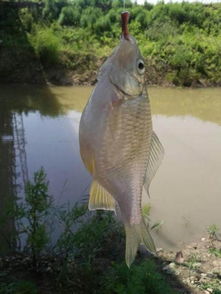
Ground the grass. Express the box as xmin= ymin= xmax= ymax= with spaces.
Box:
xmin=200 ymin=281 xmax=221 ymax=294
xmin=208 ymin=224 xmax=220 ymax=240
xmin=101 ymin=260 xmax=177 ymax=294
xmin=209 ymin=248 xmax=221 ymax=258
xmin=185 ymin=254 xmax=201 ymax=271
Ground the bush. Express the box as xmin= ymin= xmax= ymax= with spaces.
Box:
xmin=19 ymin=8 xmax=34 ymax=32
xmin=101 ymin=260 xmax=176 ymax=294
xmin=11 ymin=168 xmax=53 ymax=269
xmin=30 ymin=27 xmax=61 ymax=65
xmin=58 ymin=6 xmax=81 ymax=26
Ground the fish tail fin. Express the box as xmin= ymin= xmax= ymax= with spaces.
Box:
xmin=125 ymin=218 xmax=156 ymax=268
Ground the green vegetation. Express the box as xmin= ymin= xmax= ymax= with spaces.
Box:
xmin=20 ymin=168 xmax=52 ymax=267
xmin=102 ymin=261 xmax=176 ymax=294
xmin=207 ymin=224 xmax=221 ymax=258
xmin=185 ymin=253 xmax=201 ymax=271
xmin=0 ymin=169 xmax=177 ymax=294
xmin=209 ymin=247 xmax=221 ymax=258
xmin=200 ymin=280 xmax=221 ymax=294
xmin=0 ymin=0 xmax=221 ymax=86
xmin=208 ymin=224 xmax=220 ymax=240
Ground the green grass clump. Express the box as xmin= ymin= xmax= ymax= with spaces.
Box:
xmin=209 ymin=248 xmax=221 ymax=258
xmin=200 ymin=281 xmax=221 ymax=294
xmin=101 ymin=261 xmax=176 ymax=294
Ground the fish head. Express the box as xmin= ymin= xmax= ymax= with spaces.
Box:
xmin=101 ymin=36 xmax=146 ymax=97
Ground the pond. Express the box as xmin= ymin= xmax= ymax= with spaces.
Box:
xmin=0 ymin=84 xmax=221 ymax=251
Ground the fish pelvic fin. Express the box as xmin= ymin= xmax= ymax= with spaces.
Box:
xmin=125 ymin=218 xmax=156 ymax=268
xmin=89 ymin=181 xmax=116 ymax=212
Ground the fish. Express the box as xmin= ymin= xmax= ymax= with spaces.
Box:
xmin=79 ymin=11 xmax=164 ymax=267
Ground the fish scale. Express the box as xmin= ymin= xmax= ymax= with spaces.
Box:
xmin=96 ymin=95 xmax=152 ymax=224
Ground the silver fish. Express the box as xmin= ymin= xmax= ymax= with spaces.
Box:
xmin=79 ymin=12 xmax=164 ymax=267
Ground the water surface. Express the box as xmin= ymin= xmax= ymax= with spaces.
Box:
xmin=0 ymin=85 xmax=221 ymax=250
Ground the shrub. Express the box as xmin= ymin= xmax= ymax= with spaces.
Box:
xmin=30 ymin=27 xmax=61 ymax=65
xmin=58 ymin=6 xmax=81 ymax=26
xmin=14 ymin=168 xmax=53 ymax=268
xmin=101 ymin=260 xmax=176 ymax=294
xmin=19 ymin=8 xmax=34 ymax=32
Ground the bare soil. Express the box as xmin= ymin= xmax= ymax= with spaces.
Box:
xmin=158 ymin=235 xmax=221 ymax=294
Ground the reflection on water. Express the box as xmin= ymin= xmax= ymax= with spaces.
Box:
xmin=151 ymin=116 xmax=221 ymax=248
xmin=0 ymin=110 xmax=16 ymax=254
xmin=150 ymin=87 xmax=221 ymax=125
xmin=0 ymin=85 xmax=221 ymax=250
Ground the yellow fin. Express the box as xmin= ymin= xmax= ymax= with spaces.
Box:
xmin=89 ymin=181 xmax=116 ymax=212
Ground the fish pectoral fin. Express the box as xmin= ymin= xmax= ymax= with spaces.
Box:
xmin=125 ymin=218 xmax=156 ymax=268
xmin=144 ymin=131 xmax=164 ymax=195
xmin=89 ymin=181 xmax=116 ymax=212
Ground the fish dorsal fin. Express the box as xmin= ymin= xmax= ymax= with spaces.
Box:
xmin=144 ymin=131 xmax=164 ymax=195
xmin=89 ymin=181 xmax=116 ymax=212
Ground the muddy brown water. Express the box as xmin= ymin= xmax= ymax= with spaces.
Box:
xmin=0 ymin=85 xmax=221 ymax=250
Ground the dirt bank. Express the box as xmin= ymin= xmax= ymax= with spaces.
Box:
xmin=1 ymin=47 xmax=220 ymax=88
xmin=0 ymin=233 xmax=220 ymax=294
xmin=158 ymin=235 xmax=221 ymax=294
xmin=34 ymin=57 xmax=220 ymax=88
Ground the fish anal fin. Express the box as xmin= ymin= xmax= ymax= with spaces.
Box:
xmin=89 ymin=181 xmax=116 ymax=212
xmin=144 ymin=131 xmax=164 ymax=196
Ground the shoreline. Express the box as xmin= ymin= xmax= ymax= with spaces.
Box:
xmin=0 ymin=234 xmax=220 ymax=294
xmin=2 ymin=71 xmax=220 ymax=89
xmin=1 ymin=52 xmax=220 ymax=88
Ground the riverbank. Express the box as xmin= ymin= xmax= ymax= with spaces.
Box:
xmin=1 ymin=234 xmax=220 ymax=294
xmin=34 ymin=56 xmax=221 ymax=88
xmin=2 ymin=52 xmax=220 ymax=88
xmin=159 ymin=235 xmax=221 ymax=294
xmin=1 ymin=2 xmax=221 ymax=87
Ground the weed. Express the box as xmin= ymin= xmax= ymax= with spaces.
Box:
xmin=55 ymin=202 xmax=88 ymax=259
xmin=208 ymin=224 xmax=220 ymax=240
xmin=208 ymin=247 xmax=221 ymax=258
xmin=200 ymin=280 xmax=221 ymax=294
xmin=186 ymin=254 xmax=201 ymax=271
xmin=10 ymin=168 xmax=53 ymax=269
xmin=101 ymin=260 xmax=176 ymax=294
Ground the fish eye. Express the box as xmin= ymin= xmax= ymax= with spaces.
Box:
xmin=137 ymin=59 xmax=145 ymax=74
